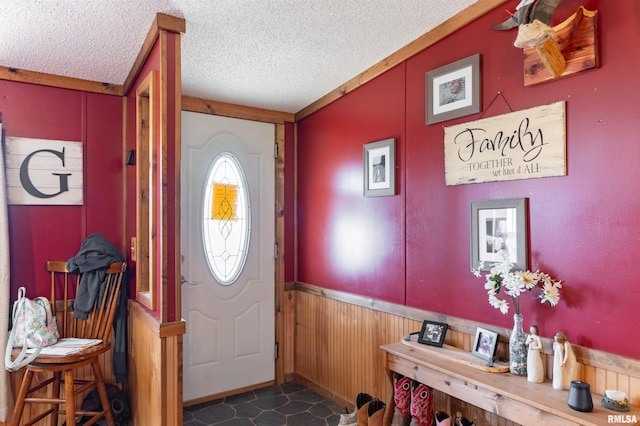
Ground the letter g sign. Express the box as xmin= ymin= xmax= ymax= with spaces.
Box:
xmin=19 ymin=148 xmax=71 ymax=198
xmin=5 ymin=137 xmax=84 ymax=205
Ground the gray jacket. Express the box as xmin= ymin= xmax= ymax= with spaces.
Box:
xmin=67 ymin=233 xmax=128 ymax=383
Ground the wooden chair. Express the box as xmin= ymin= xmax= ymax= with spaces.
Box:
xmin=9 ymin=260 xmax=126 ymax=426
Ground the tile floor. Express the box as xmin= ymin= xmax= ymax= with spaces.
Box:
xmin=183 ymin=382 xmax=346 ymax=425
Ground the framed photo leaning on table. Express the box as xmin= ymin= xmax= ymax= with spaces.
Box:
xmin=472 ymin=327 xmax=498 ymax=362
xmin=417 ymin=320 xmax=448 ymax=347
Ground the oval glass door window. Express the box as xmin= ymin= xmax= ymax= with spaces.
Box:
xmin=202 ymin=152 xmax=251 ymax=285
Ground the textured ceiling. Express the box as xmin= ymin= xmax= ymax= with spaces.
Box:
xmin=0 ymin=0 xmax=477 ymax=114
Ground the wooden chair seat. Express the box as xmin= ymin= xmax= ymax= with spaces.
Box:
xmin=9 ymin=260 xmax=126 ymax=426
xmin=10 ymin=341 xmax=111 ymax=365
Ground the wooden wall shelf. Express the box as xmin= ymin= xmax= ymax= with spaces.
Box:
xmin=382 ymin=342 xmax=639 ymax=426
xmin=523 ymin=6 xmax=599 ymax=86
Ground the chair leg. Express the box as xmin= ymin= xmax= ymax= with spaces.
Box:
xmin=49 ymin=371 xmax=61 ymax=426
xmin=92 ymin=359 xmax=115 ymax=426
xmin=10 ymin=369 xmax=34 ymax=426
xmin=64 ymin=369 xmax=76 ymax=426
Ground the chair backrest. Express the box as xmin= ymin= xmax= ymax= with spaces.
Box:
xmin=46 ymin=260 xmax=126 ymax=341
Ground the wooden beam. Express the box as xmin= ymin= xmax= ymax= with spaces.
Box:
xmin=182 ymin=96 xmax=294 ymax=124
xmin=0 ymin=66 xmax=122 ymax=95
xmin=295 ymin=0 xmax=510 ymax=121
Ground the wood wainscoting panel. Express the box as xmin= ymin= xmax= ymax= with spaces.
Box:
xmin=129 ymin=301 xmax=163 ymax=426
xmin=294 ymin=286 xmax=640 ymax=426
xmin=128 ymin=300 xmax=185 ymax=426
xmin=295 ymin=291 xmax=421 ymax=408
xmin=293 ymin=291 xmax=520 ymax=425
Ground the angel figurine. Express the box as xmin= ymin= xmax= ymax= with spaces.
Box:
xmin=552 ymin=331 xmax=577 ymax=390
xmin=526 ymin=325 xmax=544 ymax=383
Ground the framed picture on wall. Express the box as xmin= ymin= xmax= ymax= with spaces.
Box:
xmin=426 ymin=53 xmax=481 ymax=125
xmin=363 ymin=138 xmax=396 ymax=197
xmin=417 ymin=320 xmax=448 ymax=347
xmin=471 ymin=327 xmax=499 ymax=362
xmin=470 ymin=198 xmax=529 ymax=271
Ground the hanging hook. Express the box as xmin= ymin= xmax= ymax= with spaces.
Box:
xmin=479 ymin=91 xmax=515 ymax=119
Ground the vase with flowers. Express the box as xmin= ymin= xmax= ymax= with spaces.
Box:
xmin=472 ymin=250 xmax=563 ymax=376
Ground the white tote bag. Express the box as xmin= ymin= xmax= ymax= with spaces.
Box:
xmin=5 ymin=287 xmax=59 ymax=371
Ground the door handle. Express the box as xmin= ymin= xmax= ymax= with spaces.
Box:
xmin=181 ymin=275 xmax=197 ymax=285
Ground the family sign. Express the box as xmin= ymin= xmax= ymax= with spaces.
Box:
xmin=444 ymin=101 xmax=566 ymax=186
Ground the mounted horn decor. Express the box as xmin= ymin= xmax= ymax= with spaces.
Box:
xmin=493 ymin=2 xmax=598 ymax=85
xmin=523 ymin=6 xmax=598 ymax=86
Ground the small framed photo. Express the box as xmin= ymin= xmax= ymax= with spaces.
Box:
xmin=471 ymin=198 xmax=528 ymax=271
xmin=472 ymin=327 xmax=498 ymax=362
xmin=363 ymin=138 xmax=396 ymax=197
xmin=426 ymin=53 xmax=481 ymax=125
xmin=418 ymin=320 xmax=448 ymax=347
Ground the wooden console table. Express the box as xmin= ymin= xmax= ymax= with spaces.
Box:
xmin=381 ymin=341 xmax=640 ymax=426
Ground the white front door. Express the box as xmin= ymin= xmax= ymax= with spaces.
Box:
xmin=181 ymin=111 xmax=275 ymax=402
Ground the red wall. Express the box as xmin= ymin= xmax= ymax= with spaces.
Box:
xmin=124 ymin=32 xmax=181 ymax=322
xmin=298 ymin=64 xmax=407 ymax=303
xmin=125 ymin=39 xmax=161 ymax=318
xmin=296 ymin=0 xmax=640 ymax=359
xmin=284 ymin=121 xmax=296 ymax=283
xmin=1 ymin=81 xmax=124 ymax=298
xmin=1 ymin=33 xmax=180 ymax=322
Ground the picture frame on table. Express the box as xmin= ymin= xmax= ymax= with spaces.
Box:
xmin=471 ymin=327 xmax=499 ymax=362
xmin=426 ymin=53 xmax=481 ymax=125
xmin=470 ymin=198 xmax=528 ymax=271
xmin=363 ymin=138 xmax=396 ymax=197
xmin=417 ymin=320 xmax=448 ymax=347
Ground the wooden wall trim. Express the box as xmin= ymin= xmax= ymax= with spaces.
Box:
xmin=173 ymin=32 xmax=183 ymax=322
xmin=160 ymin=29 xmax=169 ymax=323
xmin=294 ymin=281 xmax=500 ymax=338
xmin=1 ymin=2 xmax=508 ymax=121
xmin=128 ymin=300 xmax=186 ymax=338
xmin=156 ymin=12 xmax=188 ymax=34
xmin=123 ymin=13 xmax=186 ymax=96
xmin=294 ymin=0 xmax=510 ymax=121
xmin=275 ymin=123 xmax=286 ymax=384
xmin=294 ymin=290 xmax=640 ymax=422
xmin=182 ymin=96 xmax=294 ymax=124
xmin=0 ymin=66 xmax=122 ymax=95
xmin=159 ymin=320 xmax=187 ymax=338
xmin=0 ymin=13 xmax=186 ymax=100
xmin=293 ymin=281 xmax=640 ymax=378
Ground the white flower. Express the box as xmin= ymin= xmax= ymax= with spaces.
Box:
xmin=491 ymin=261 xmax=513 ymax=277
xmin=472 ymin=249 xmax=563 ymax=315
xmin=484 ymin=276 xmax=500 ymax=294
xmin=488 ymin=294 xmax=509 ymax=314
xmin=503 ymin=273 xmax=525 ymax=298
xmin=540 ymin=281 xmax=561 ymax=306
xmin=517 ymin=270 xmax=538 ymax=290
